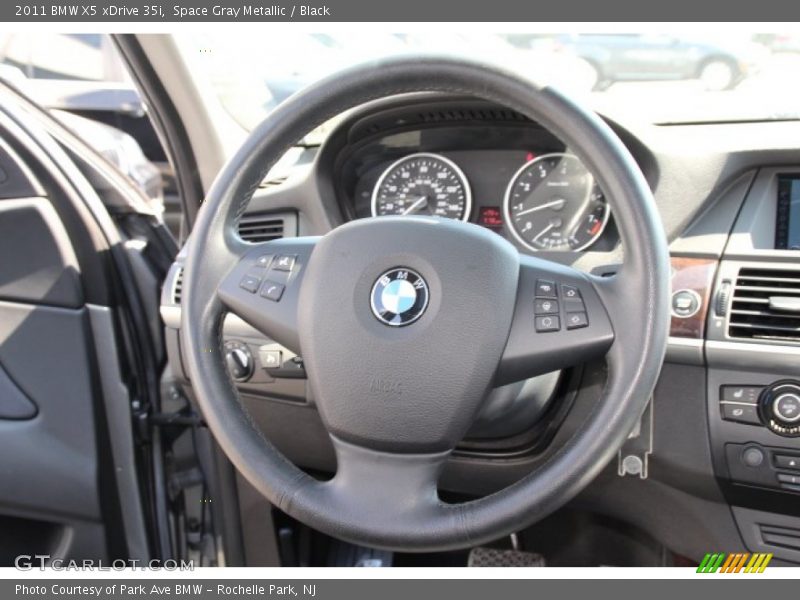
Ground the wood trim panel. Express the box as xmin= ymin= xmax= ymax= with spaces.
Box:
xmin=670 ymin=257 xmax=718 ymax=339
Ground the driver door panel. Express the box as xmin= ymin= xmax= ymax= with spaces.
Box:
xmin=0 ymin=120 xmax=121 ymax=564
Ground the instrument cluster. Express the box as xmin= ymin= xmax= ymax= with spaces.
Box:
xmin=351 ymin=146 xmax=615 ymax=253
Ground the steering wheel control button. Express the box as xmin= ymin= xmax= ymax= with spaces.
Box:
xmin=671 ymin=289 xmax=701 ymax=318
xmin=775 ymin=454 xmax=800 ymax=470
xmin=566 ymin=312 xmax=589 ymax=330
xmin=721 ymin=402 xmax=760 ymax=425
xmin=535 ymin=279 xmax=557 ymax=298
xmin=260 ymin=280 xmax=285 ymax=302
xmin=239 ymin=274 xmax=262 ymax=294
xmin=535 ymin=315 xmax=560 ymax=332
xmin=370 ymin=268 xmax=430 ymax=327
xmin=534 ymin=299 xmax=559 ymax=315
xmin=564 ymin=297 xmax=585 ymax=311
xmin=561 ymin=284 xmax=580 ymax=300
xmin=255 ymin=254 xmax=273 ymax=268
xmin=561 ymin=285 xmax=587 ymax=313
xmin=741 ymin=446 xmax=765 ymax=468
xmin=272 ymin=254 xmax=296 ymax=272
xmin=774 ymin=393 xmax=800 ymax=423
xmin=720 ymin=385 xmax=763 ymax=404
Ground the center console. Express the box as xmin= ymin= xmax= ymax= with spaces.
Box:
xmin=706 ymin=167 xmax=800 ymax=562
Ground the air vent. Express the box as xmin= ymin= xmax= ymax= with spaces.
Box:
xmin=172 ymin=268 xmax=183 ymax=305
xmin=759 ymin=523 xmax=800 ymax=552
xmin=238 ymin=214 xmax=285 ymax=243
xmin=729 ymin=267 xmax=800 ymax=342
xmin=416 ymin=107 xmax=528 ymax=124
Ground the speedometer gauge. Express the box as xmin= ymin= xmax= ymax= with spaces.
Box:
xmin=371 ymin=153 xmax=471 ymax=221
xmin=503 ymin=153 xmax=609 ymax=251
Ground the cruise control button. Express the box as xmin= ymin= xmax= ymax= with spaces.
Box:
xmin=720 ymin=385 xmax=763 ymax=404
xmin=774 ymin=455 xmax=800 ymax=470
xmin=534 ymin=299 xmax=559 ymax=315
xmin=239 ymin=274 xmax=262 ymax=293
xmin=535 ymin=279 xmax=557 ymax=298
xmin=720 ymin=402 xmax=761 ymax=425
xmin=535 ymin=315 xmax=560 ymax=332
xmin=561 ymin=284 xmax=580 ymax=300
xmin=273 ymin=255 xmax=296 ymax=272
xmin=260 ymin=280 xmax=285 ymax=302
xmin=566 ymin=312 xmax=589 ymax=330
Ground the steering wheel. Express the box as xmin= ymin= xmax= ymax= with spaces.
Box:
xmin=181 ymin=57 xmax=670 ymax=552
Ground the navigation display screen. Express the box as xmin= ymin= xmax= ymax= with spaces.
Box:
xmin=776 ymin=176 xmax=800 ymax=250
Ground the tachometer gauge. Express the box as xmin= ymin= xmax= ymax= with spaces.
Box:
xmin=503 ymin=153 xmax=609 ymax=251
xmin=371 ymin=153 xmax=471 ymax=221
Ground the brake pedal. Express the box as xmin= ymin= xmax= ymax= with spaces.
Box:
xmin=467 ymin=547 xmax=546 ymax=567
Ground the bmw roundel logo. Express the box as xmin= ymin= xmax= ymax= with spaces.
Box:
xmin=370 ymin=268 xmax=429 ymax=327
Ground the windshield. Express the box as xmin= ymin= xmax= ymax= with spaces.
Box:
xmin=181 ymin=31 xmax=797 ymax=137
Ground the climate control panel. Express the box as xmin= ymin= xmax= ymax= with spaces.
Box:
xmin=712 ymin=376 xmax=800 ymax=499
xmin=720 ymin=381 xmax=800 ymax=437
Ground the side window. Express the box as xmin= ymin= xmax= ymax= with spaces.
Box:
xmin=0 ymin=34 xmax=181 ymax=238
xmin=0 ymin=33 xmax=127 ymax=81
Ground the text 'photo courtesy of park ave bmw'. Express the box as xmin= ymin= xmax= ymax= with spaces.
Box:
xmin=5 ymin=15 xmax=800 ymax=586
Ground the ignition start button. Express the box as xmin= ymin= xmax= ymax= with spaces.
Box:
xmin=671 ymin=289 xmax=701 ymax=318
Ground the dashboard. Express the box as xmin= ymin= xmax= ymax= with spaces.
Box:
xmin=162 ymin=93 xmax=800 ymax=564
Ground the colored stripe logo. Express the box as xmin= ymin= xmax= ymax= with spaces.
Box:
xmin=697 ymin=552 xmax=772 ymax=573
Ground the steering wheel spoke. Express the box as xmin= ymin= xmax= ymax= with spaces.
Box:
xmin=496 ymin=256 xmax=615 ymax=386
xmin=328 ymin=437 xmax=445 ymax=516
xmin=217 ymin=237 xmax=318 ymax=354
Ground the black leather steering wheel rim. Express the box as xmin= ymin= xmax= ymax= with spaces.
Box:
xmin=181 ymin=56 xmax=670 ymax=552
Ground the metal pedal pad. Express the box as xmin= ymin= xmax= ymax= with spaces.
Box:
xmin=467 ymin=547 xmax=546 ymax=567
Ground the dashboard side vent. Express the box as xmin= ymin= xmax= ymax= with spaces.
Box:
xmin=758 ymin=523 xmax=800 ymax=553
xmin=728 ymin=267 xmax=800 ymax=342
xmin=238 ymin=214 xmax=285 ymax=243
xmin=172 ymin=268 xmax=183 ymax=305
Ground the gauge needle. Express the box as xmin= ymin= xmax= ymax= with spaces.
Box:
xmin=532 ymin=221 xmax=558 ymax=244
xmin=401 ymin=196 xmax=429 ymax=215
xmin=565 ymin=195 xmax=593 ymax=238
xmin=515 ymin=198 xmax=566 ymax=217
